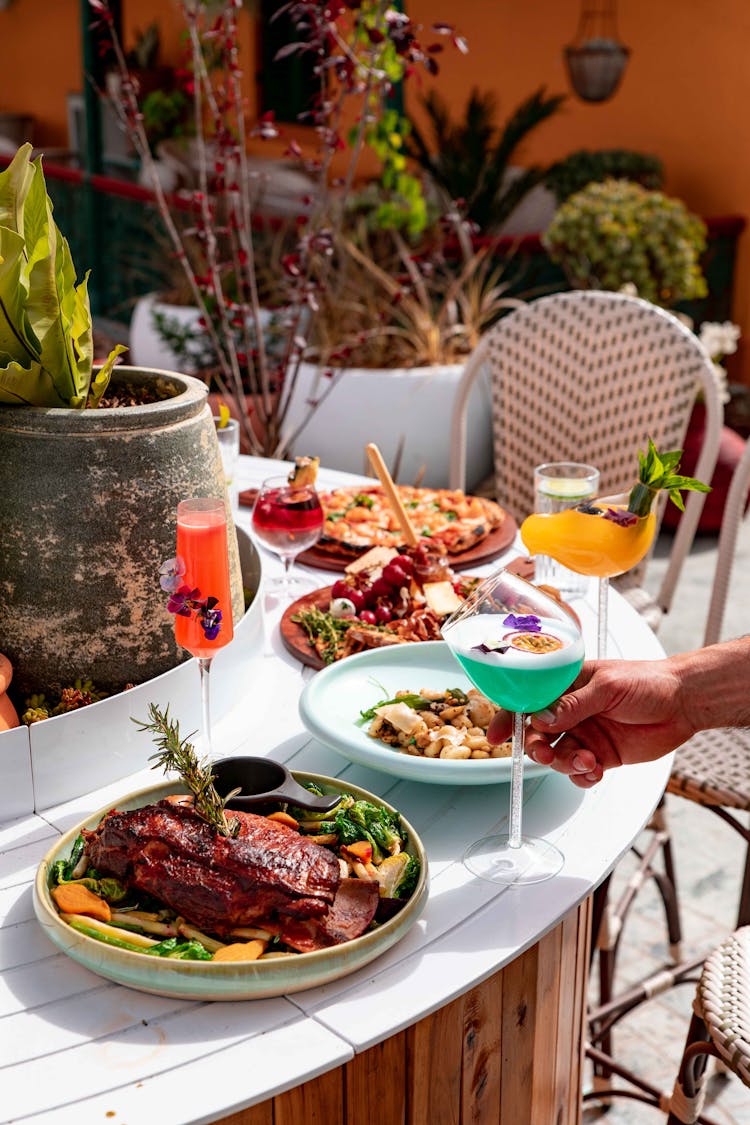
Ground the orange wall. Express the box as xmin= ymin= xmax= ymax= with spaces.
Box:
xmin=1 ymin=1 xmax=748 ymax=373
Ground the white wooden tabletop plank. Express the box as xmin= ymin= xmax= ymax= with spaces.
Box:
xmin=0 ymin=1001 xmax=336 ymax=1125
xmin=12 ymin=1015 xmax=351 ymax=1125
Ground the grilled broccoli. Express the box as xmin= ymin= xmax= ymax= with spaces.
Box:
xmin=334 ymin=799 xmax=405 ymax=863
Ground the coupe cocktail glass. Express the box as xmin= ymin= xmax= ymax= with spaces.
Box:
xmin=520 ymin=492 xmax=657 ymax=658
xmin=442 ymin=570 xmax=584 ymax=884
xmin=174 ymin=497 xmax=235 ymax=754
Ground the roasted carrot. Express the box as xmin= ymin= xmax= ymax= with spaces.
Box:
xmin=341 ymin=840 xmax=373 ymax=864
xmin=266 ymin=811 xmax=300 ymax=830
xmin=52 ymin=883 xmax=112 ymax=922
xmin=211 ymin=940 xmax=268 ymax=962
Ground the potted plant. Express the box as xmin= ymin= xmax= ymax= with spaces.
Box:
xmin=0 ymin=143 xmax=243 ymax=705
xmin=542 ymin=177 xmax=708 ymax=307
xmin=545 ymin=148 xmax=664 ymax=205
xmin=94 ymin=0 xmax=476 ymax=470
xmin=406 ymin=85 xmax=566 ymax=235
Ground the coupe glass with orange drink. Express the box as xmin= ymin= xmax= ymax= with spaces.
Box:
xmin=160 ymin=497 xmax=234 ymax=754
xmin=521 ymin=441 xmax=710 ymax=657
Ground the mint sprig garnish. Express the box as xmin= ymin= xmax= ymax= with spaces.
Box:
xmin=628 ymin=438 xmax=711 ymax=517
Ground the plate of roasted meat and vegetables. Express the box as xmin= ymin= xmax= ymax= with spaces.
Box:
xmin=33 ymin=708 xmax=427 ymax=1000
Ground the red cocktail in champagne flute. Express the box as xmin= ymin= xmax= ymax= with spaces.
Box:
xmin=161 ymin=497 xmax=234 ymax=754
xmin=251 ymin=474 xmax=324 ymax=592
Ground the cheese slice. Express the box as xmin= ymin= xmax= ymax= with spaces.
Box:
xmin=423 ymin=580 xmax=462 ymax=616
xmin=374 ymin=702 xmax=423 ymax=735
xmin=345 ymin=546 xmax=399 ymax=575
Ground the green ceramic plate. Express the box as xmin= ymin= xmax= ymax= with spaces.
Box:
xmin=33 ymin=775 xmax=428 ymax=1001
xmin=299 ymin=641 xmax=549 ymax=785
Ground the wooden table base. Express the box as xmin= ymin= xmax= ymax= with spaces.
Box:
xmin=219 ymin=897 xmax=592 ymax=1125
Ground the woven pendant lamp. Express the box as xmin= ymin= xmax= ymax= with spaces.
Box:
xmin=564 ymin=0 xmax=630 ymax=103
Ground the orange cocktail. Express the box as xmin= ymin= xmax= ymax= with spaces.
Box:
xmin=520 ymin=499 xmax=657 ymax=579
xmin=175 ymin=500 xmax=234 ymax=659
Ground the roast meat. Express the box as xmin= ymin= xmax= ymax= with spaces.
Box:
xmin=84 ymin=799 xmax=342 ymax=935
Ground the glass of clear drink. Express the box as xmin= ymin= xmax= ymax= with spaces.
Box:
xmin=533 ymin=462 xmax=600 ymax=598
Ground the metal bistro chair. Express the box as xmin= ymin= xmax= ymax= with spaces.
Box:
xmin=449 ymin=289 xmax=723 ymax=630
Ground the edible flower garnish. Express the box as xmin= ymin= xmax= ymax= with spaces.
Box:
xmin=159 ymin=557 xmax=223 ymax=640
xmin=503 ymin=613 xmax=542 ymax=631
xmin=603 ymin=507 xmax=639 ymax=527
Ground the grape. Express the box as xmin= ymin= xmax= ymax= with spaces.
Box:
xmin=382 ymin=561 xmax=409 ymax=588
xmin=359 ymin=609 xmax=377 ymax=625
xmin=331 ymin=579 xmax=351 ymax=600
xmin=347 ymin=588 xmax=366 ymax=613
xmin=370 ymin=576 xmax=392 ymax=599
xmin=376 ymin=605 xmax=393 ymax=623
xmin=395 ymin=554 xmax=414 ymax=574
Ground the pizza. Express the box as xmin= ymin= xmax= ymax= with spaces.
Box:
xmin=315 ymin=485 xmax=508 ymax=557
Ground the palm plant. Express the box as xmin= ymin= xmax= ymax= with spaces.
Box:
xmin=406 ymin=86 xmax=566 ymax=234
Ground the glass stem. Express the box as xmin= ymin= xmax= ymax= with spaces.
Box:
xmin=198 ymin=657 xmax=213 ymax=755
xmin=281 ymin=555 xmax=294 ymax=576
xmin=597 ymin=576 xmax=609 ymax=660
xmin=509 ymin=711 xmax=525 ymax=849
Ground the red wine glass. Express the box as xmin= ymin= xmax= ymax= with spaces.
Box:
xmin=251 ymin=474 xmax=324 ymax=593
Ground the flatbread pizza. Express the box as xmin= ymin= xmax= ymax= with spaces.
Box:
xmin=315 ymin=485 xmax=507 ymax=557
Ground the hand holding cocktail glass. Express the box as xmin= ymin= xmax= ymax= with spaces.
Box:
xmin=442 ymin=570 xmax=584 ymax=884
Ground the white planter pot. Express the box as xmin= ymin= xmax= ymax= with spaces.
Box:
xmin=283 ymin=360 xmax=493 ymax=490
xmin=129 ymin=294 xmax=203 ymax=373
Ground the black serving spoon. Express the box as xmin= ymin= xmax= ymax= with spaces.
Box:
xmin=211 ymin=756 xmax=341 ymax=813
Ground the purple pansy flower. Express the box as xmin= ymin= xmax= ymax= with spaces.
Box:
xmin=503 ymin=613 xmax=542 ymax=632
xmin=160 ymin=560 xmax=224 ymax=640
xmin=159 ymin=556 xmax=186 ymax=593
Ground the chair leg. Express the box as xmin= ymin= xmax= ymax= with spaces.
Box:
xmin=666 ymin=1011 xmax=717 ymax=1124
xmin=736 ymin=832 xmax=750 ymax=928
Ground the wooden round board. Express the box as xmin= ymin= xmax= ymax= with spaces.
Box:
xmin=281 ymin=585 xmax=338 ymax=670
xmin=297 ymin=513 xmax=519 ymax=573
xmin=279 ymin=561 xmax=576 ymax=672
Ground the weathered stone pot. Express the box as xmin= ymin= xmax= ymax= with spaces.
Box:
xmin=0 ymin=367 xmax=244 ymax=702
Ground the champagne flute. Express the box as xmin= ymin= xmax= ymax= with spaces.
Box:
xmin=251 ymin=474 xmax=324 ymax=594
xmin=442 ymin=570 xmax=585 ymax=884
xmin=162 ymin=497 xmax=234 ymax=755
xmin=521 ymin=492 xmax=657 ymax=658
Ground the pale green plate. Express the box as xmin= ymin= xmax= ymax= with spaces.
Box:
xmin=34 ymin=775 xmax=428 ymax=1001
xmin=299 ymin=641 xmax=549 ymax=785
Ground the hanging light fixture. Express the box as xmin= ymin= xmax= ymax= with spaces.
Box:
xmin=564 ymin=0 xmax=630 ymax=104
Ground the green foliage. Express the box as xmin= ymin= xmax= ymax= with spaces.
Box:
xmin=545 ymin=148 xmax=664 ymax=205
xmin=543 ymin=178 xmax=708 ymax=308
xmin=0 ymin=144 xmax=124 ymax=408
xmin=141 ymin=88 xmax=193 ymax=152
xmin=628 ymin=438 xmax=711 ymax=517
xmin=407 ymin=86 xmax=566 ymax=233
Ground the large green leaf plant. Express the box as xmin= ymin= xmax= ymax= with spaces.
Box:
xmin=0 ymin=144 xmax=124 ymax=408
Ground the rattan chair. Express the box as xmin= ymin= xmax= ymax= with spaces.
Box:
xmin=665 ymin=433 xmax=750 ymax=928
xmin=587 ymin=434 xmax=750 ymax=1107
xmin=667 ymin=926 xmax=750 ymax=1124
xmin=449 ymin=289 xmax=723 ymax=626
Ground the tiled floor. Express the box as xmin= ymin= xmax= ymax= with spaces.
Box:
xmin=582 ymin=520 xmax=750 ymax=1123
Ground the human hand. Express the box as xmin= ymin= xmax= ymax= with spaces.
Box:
xmin=487 ymin=658 xmax=694 ymax=788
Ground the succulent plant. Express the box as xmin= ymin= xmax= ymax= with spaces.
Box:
xmin=0 ymin=143 xmax=124 ymax=408
xmin=542 ymin=178 xmax=708 ymax=308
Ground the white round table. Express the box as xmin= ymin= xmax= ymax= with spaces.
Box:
xmin=0 ymin=457 xmax=671 ymax=1125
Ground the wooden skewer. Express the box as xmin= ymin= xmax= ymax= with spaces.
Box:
xmin=365 ymin=442 xmax=419 ymax=548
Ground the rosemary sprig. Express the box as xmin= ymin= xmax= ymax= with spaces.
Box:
xmin=133 ymin=703 xmax=239 ymax=837
xmin=628 ymin=438 xmax=711 ymax=517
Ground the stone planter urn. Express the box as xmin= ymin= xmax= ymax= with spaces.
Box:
xmin=0 ymin=367 xmax=244 ymax=704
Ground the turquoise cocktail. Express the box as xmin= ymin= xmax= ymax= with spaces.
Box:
xmin=442 ymin=570 xmax=583 ymax=885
